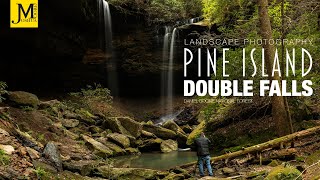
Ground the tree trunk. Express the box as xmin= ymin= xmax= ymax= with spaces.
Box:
xmin=178 ymin=125 xmax=320 ymax=169
xmin=257 ymin=0 xmax=291 ymax=136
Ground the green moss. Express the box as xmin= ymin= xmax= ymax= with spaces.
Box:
xmin=265 ymin=165 xmax=301 ymax=180
xmin=0 ymin=149 xmax=10 ymax=165
xmin=186 ymin=121 xmax=205 ymax=145
xmin=35 ymin=167 xmax=52 ymax=180
xmin=295 ymin=156 xmax=305 ymax=162
xmin=306 ymin=150 xmax=320 ymax=165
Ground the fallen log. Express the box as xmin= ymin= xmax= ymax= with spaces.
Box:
xmin=179 ymin=125 xmax=320 ymax=168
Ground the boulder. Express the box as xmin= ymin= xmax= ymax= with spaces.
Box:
xmin=96 ymin=138 xmax=126 ymax=155
xmin=7 ymin=91 xmax=39 ymax=108
xmin=107 ymin=133 xmax=130 ymax=148
xmin=187 ymin=121 xmax=205 ymax=145
xmin=97 ymin=167 xmax=162 ymax=179
xmin=0 ymin=144 xmax=14 ymax=155
xmin=43 ymin=142 xmax=63 ymax=171
xmin=141 ymin=130 xmax=157 ymax=138
xmin=138 ymin=138 xmax=163 ymax=152
xmin=102 ymin=117 xmax=131 ymax=136
xmin=162 ymin=120 xmax=186 ymax=135
xmin=266 ymin=165 xmax=301 ymax=180
xmin=160 ymin=140 xmax=178 ymax=153
xmin=62 ymin=160 xmax=98 ymax=176
xmin=61 ymin=119 xmax=79 ymax=128
xmin=15 ymin=129 xmax=44 ymax=150
xmin=26 ymin=147 xmax=40 ymax=160
xmin=143 ymin=124 xmax=176 ymax=139
xmin=118 ymin=117 xmax=142 ymax=138
xmin=82 ymin=135 xmax=113 ymax=158
xmin=176 ymin=132 xmax=188 ymax=148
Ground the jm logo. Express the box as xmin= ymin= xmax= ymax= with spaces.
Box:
xmin=10 ymin=0 xmax=38 ymax=28
xmin=11 ymin=3 xmax=35 ymax=24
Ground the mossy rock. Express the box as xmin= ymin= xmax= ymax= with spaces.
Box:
xmin=163 ymin=173 xmax=185 ymax=180
xmin=117 ymin=117 xmax=142 ymax=138
xmin=265 ymin=165 xmax=301 ymax=180
xmin=125 ymin=147 xmax=140 ymax=155
xmin=138 ymin=138 xmax=163 ymax=152
xmin=7 ymin=91 xmax=39 ymax=108
xmin=160 ymin=139 xmax=178 ymax=153
xmin=82 ymin=135 xmax=113 ymax=158
xmin=107 ymin=133 xmax=130 ymax=148
xmin=186 ymin=121 xmax=205 ymax=145
xmin=162 ymin=120 xmax=186 ymax=135
xmin=142 ymin=124 xmax=176 ymax=139
xmin=102 ymin=117 xmax=131 ymax=136
xmin=97 ymin=167 xmax=163 ymax=179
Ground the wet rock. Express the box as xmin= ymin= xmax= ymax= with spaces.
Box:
xmin=82 ymin=135 xmax=113 ymax=158
xmin=63 ymin=160 xmax=97 ymax=176
xmin=97 ymin=167 xmax=162 ymax=179
xmin=26 ymin=147 xmax=40 ymax=160
xmin=143 ymin=124 xmax=176 ymax=139
xmin=0 ymin=144 xmax=14 ymax=155
xmin=138 ymin=138 xmax=163 ymax=152
xmin=43 ymin=142 xmax=63 ymax=171
xmin=160 ymin=140 xmax=178 ymax=153
xmin=118 ymin=117 xmax=142 ymax=138
xmin=102 ymin=117 xmax=131 ymax=136
xmin=177 ymin=132 xmax=188 ymax=148
xmin=7 ymin=91 xmax=40 ymax=108
xmin=125 ymin=148 xmax=140 ymax=155
xmin=61 ymin=119 xmax=80 ymax=128
xmin=107 ymin=133 xmax=130 ymax=148
xmin=222 ymin=167 xmax=236 ymax=175
xmin=141 ymin=130 xmax=157 ymax=138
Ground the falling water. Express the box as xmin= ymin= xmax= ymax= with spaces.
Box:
xmin=167 ymin=28 xmax=178 ymax=114
xmin=103 ymin=1 xmax=112 ymax=52
xmin=161 ymin=26 xmax=171 ymax=113
xmin=97 ymin=0 xmax=118 ymax=95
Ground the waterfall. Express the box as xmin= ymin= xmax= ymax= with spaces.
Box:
xmin=103 ymin=1 xmax=112 ymax=52
xmin=97 ymin=0 xmax=118 ymax=95
xmin=161 ymin=26 xmax=171 ymax=113
xmin=167 ymin=28 xmax=178 ymax=114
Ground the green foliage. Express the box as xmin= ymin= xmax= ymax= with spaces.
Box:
xmin=0 ymin=149 xmax=10 ymax=165
xmin=68 ymin=84 xmax=113 ymax=111
xmin=109 ymin=0 xmax=202 ymax=23
xmin=0 ymin=82 xmax=7 ymax=103
xmin=266 ymin=165 xmax=301 ymax=180
xmin=35 ymin=167 xmax=51 ymax=180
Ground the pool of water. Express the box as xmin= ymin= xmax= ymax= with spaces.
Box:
xmin=112 ymin=151 xmax=198 ymax=170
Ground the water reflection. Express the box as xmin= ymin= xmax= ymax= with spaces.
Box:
xmin=112 ymin=151 xmax=197 ymax=170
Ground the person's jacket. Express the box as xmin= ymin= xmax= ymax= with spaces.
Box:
xmin=195 ymin=136 xmax=211 ymax=156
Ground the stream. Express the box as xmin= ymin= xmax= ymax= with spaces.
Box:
xmin=112 ymin=151 xmax=197 ymax=170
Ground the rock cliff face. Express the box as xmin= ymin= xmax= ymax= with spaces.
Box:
xmin=0 ymin=0 xmax=187 ymax=97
